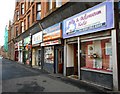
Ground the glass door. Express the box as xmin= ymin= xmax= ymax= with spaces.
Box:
xmin=38 ymin=49 xmax=41 ymax=66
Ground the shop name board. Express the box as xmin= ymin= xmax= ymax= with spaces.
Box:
xmin=66 ymin=5 xmax=106 ymax=34
xmin=63 ymin=1 xmax=114 ymax=39
xmin=43 ymin=23 xmax=62 ymax=41
xmin=32 ymin=32 xmax=42 ymax=45
xmin=41 ymin=39 xmax=61 ymax=46
xmin=24 ymin=36 xmax=30 ymax=46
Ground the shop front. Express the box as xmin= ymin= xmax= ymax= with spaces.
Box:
xmin=41 ymin=23 xmax=64 ymax=74
xmin=23 ymin=36 xmax=31 ymax=65
xmin=18 ymin=40 xmax=23 ymax=63
xmin=14 ymin=42 xmax=19 ymax=61
xmin=63 ymin=1 xmax=116 ymax=89
xmin=32 ymin=31 xmax=42 ymax=68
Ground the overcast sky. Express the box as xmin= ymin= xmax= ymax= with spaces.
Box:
xmin=0 ymin=0 xmax=15 ymax=46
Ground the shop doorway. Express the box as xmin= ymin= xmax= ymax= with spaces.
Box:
xmin=74 ymin=43 xmax=78 ymax=76
xmin=38 ymin=49 xmax=41 ymax=66
xmin=23 ymin=50 xmax=29 ymax=64
xmin=55 ymin=46 xmax=64 ymax=74
xmin=35 ymin=49 xmax=41 ymax=66
xmin=15 ymin=51 xmax=18 ymax=61
xmin=67 ymin=43 xmax=78 ymax=79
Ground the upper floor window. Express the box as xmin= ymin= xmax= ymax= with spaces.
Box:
xmin=16 ymin=2 xmax=19 ymax=7
xmin=56 ymin=0 xmax=62 ymax=7
xmin=21 ymin=22 xmax=24 ymax=33
xmin=31 ymin=0 xmax=34 ymax=5
xmin=28 ymin=1 xmax=30 ymax=8
xmin=21 ymin=3 xmax=24 ymax=15
xmin=32 ymin=5 xmax=35 ymax=22
xmin=16 ymin=11 xmax=19 ymax=21
xmin=36 ymin=3 xmax=41 ymax=20
xmin=24 ymin=19 xmax=26 ymax=30
xmin=28 ymin=15 xmax=30 ymax=28
xmin=48 ymin=0 xmax=52 ymax=10
xmin=16 ymin=27 xmax=19 ymax=37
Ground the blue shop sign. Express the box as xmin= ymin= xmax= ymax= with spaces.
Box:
xmin=62 ymin=0 xmax=114 ymax=39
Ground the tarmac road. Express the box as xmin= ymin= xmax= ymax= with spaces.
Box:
xmin=1 ymin=58 xmax=112 ymax=93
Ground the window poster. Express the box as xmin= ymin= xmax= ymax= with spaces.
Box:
xmin=44 ymin=46 xmax=54 ymax=64
xmin=88 ymin=44 xmax=94 ymax=55
xmin=105 ymin=43 xmax=112 ymax=56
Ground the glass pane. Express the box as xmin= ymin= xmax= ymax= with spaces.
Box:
xmin=37 ymin=4 xmax=41 ymax=11
xmin=22 ymin=3 xmax=24 ymax=8
xmin=56 ymin=0 xmax=62 ymax=7
xmin=22 ymin=9 xmax=24 ymax=14
xmin=48 ymin=0 xmax=52 ymax=10
xmin=44 ymin=46 xmax=54 ymax=64
xmin=22 ymin=22 xmax=24 ymax=26
xmin=81 ymin=38 xmax=112 ymax=72
xmin=37 ymin=12 xmax=41 ymax=20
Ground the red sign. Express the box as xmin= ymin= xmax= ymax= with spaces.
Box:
xmin=41 ymin=39 xmax=61 ymax=46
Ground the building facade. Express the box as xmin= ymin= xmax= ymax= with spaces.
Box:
xmin=8 ymin=21 xmax=15 ymax=60
xmin=13 ymin=1 xmax=42 ymax=65
xmin=8 ymin=0 xmax=120 ymax=91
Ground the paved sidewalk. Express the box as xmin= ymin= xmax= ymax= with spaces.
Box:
xmin=3 ymin=58 xmax=116 ymax=94
xmin=15 ymin=61 xmax=112 ymax=93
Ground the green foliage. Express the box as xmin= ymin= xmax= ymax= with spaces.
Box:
xmin=4 ymin=26 xmax=8 ymax=52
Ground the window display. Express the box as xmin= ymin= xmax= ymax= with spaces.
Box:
xmin=44 ymin=46 xmax=54 ymax=64
xmin=81 ymin=38 xmax=112 ymax=72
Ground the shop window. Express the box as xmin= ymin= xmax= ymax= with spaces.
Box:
xmin=44 ymin=46 xmax=54 ymax=64
xmin=81 ymin=38 xmax=112 ymax=72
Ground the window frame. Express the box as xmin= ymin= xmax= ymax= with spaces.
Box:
xmin=36 ymin=3 xmax=41 ymax=20
xmin=21 ymin=3 xmax=24 ymax=15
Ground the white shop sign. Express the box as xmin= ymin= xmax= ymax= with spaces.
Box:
xmin=32 ymin=32 xmax=42 ymax=45
xmin=65 ymin=5 xmax=106 ymax=34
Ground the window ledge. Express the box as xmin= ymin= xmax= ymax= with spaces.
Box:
xmin=81 ymin=67 xmax=113 ymax=75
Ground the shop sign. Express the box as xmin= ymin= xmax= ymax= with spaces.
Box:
xmin=41 ymin=39 xmax=61 ymax=46
xmin=24 ymin=36 xmax=30 ymax=46
xmin=43 ymin=23 xmax=62 ymax=41
xmin=63 ymin=1 xmax=114 ymax=39
xmin=32 ymin=32 xmax=42 ymax=45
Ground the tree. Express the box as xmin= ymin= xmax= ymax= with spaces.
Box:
xmin=4 ymin=26 xmax=8 ymax=52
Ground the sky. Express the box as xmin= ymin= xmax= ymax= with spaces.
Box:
xmin=0 ymin=0 xmax=15 ymax=46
